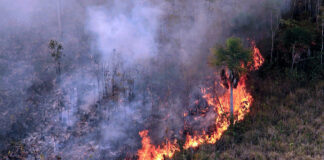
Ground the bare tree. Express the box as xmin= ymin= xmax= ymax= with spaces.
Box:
xmin=56 ymin=0 xmax=62 ymax=39
xmin=270 ymin=11 xmax=280 ymax=63
xmin=49 ymin=40 xmax=63 ymax=83
xmin=317 ymin=0 xmax=320 ymax=23
xmin=321 ymin=5 xmax=324 ymax=65
xmin=266 ymin=0 xmax=281 ymax=63
xmin=49 ymin=40 xmax=64 ymax=122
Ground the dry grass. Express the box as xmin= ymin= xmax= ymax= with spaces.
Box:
xmin=173 ymin=79 xmax=324 ymax=160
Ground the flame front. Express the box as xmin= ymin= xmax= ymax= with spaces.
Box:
xmin=137 ymin=42 xmax=264 ymax=160
xmin=137 ymin=130 xmax=179 ymax=160
xmin=184 ymin=76 xmax=252 ymax=149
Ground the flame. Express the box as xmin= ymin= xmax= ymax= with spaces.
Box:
xmin=251 ymin=41 xmax=264 ymax=70
xmin=137 ymin=130 xmax=179 ymax=160
xmin=183 ymin=76 xmax=252 ymax=149
xmin=137 ymin=41 xmax=264 ymax=159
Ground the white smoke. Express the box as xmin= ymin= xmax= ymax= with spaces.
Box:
xmin=86 ymin=0 xmax=164 ymax=67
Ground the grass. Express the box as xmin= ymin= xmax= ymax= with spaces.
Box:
xmin=173 ymin=75 xmax=324 ymax=160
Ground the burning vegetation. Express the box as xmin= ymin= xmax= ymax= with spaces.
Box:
xmin=137 ymin=130 xmax=179 ymax=160
xmin=137 ymin=42 xmax=264 ymax=160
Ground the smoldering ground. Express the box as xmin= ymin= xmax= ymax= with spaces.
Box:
xmin=0 ymin=0 xmax=290 ymax=159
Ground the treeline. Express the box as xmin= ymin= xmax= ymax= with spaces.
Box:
xmin=258 ymin=0 xmax=324 ymax=83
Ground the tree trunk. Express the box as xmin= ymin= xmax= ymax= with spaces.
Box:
xmin=271 ymin=33 xmax=275 ymax=63
xmin=57 ymin=0 xmax=62 ymax=39
xmin=321 ymin=18 xmax=323 ymax=65
xmin=309 ymin=0 xmax=312 ymax=16
xmin=57 ymin=61 xmax=61 ymax=84
xmin=292 ymin=0 xmax=296 ymax=18
xmin=270 ymin=11 xmax=274 ymax=63
xmin=291 ymin=44 xmax=296 ymax=70
xmin=316 ymin=0 xmax=320 ymax=24
xmin=270 ymin=10 xmax=280 ymax=64
xmin=230 ymin=82 xmax=234 ymax=125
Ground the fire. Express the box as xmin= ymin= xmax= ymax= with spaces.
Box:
xmin=251 ymin=41 xmax=264 ymax=70
xmin=137 ymin=42 xmax=264 ymax=159
xmin=137 ymin=130 xmax=179 ymax=160
xmin=183 ymin=41 xmax=263 ymax=149
xmin=183 ymin=76 xmax=252 ymax=149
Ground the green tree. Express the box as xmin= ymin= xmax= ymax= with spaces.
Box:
xmin=284 ymin=26 xmax=312 ymax=70
xmin=210 ymin=37 xmax=253 ymax=124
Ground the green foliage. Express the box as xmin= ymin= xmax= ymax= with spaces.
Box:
xmin=265 ymin=16 xmax=323 ymax=82
xmin=280 ymin=19 xmax=297 ymax=28
xmin=284 ymin=26 xmax=312 ymax=46
xmin=210 ymin=37 xmax=253 ymax=78
xmin=284 ymin=68 xmax=307 ymax=82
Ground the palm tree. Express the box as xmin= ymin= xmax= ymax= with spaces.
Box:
xmin=210 ymin=37 xmax=253 ymax=124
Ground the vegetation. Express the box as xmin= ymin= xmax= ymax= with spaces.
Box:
xmin=173 ymin=0 xmax=324 ymax=159
xmin=173 ymin=78 xmax=324 ymax=160
xmin=210 ymin=37 xmax=253 ymax=124
xmin=0 ymin=0 xmax=323 ymax=159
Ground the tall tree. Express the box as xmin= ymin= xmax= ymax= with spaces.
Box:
xmin=284 ymin=26 xmax=312 ymax=70
xmin=320 ymin=5 xmax=324 ymax=65
xmin=264 ymin=0 xmax=282 ymax=63
xmin=210 ymin=37 xmax=252 ymax=124
xmin=49 ymin=40 xmax=63 ymax=84
xmin=49 ymin=40 xmax=64 ymax=124
xmin=57 ymin=0 xmax=62 ymax=39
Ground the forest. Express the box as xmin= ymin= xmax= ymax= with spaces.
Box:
xmin=0 ymin=0 xmax=323 ymax=160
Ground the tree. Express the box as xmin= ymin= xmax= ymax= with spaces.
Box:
xmin=320 ymin=5 xmax=324 ymax=65
xmin=264 ymin=0 xmax=282 ymax=63
xmin=284 ymin=26 xmax=312 ymax=70
xmin=49 ymin=40 xmax=63 ymax=84
xmin=210 ymin=37 xmax=253 ymax=125
xmin=56 ymin=0 xmax=62 ymax=39
xmin=49 ymin=40 xmax=64 ymax=123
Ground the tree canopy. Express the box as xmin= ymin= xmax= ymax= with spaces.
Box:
xmin=210 ymin=37 xmax=253 ymax=79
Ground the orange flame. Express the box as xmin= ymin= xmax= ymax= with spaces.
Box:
xmin=137 ymin=130 xmax=179 ymax=160
xmin=183 ymin=76 xmax=252 ymax=149
xmin=251 ymin=41 xmax=264 ymax=70
xmin=137 ymin=42 xmax=264 ymax=159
